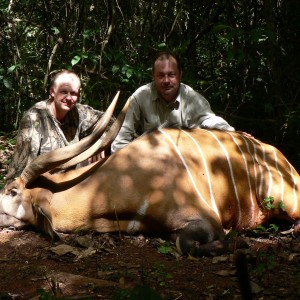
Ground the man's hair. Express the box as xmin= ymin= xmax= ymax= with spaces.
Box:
xmin=50 ymin=70 xmax=81 ymax=88
xmin=152 ymin=51 xmax=182 ymax=73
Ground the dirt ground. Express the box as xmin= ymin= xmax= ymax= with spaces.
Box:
xmin=1 ymin=133 xmax=300 ymax=300
xmin=0 ymin=228 xmax=300 ymax=300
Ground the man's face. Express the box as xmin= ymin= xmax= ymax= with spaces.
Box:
xmin=153 ymin=57 xmax=182 ymax=103
xmin=50 ymin=73 xmax=80 ymax=119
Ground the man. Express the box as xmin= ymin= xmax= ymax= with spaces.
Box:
xmin=111 ymin=52 xmax=235 ymax=152
xmin=5 ymin=70 xmax=112 ymax=184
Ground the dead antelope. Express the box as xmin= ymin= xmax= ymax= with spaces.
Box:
xmin=1 ymin=94 xmax=300 ymax=256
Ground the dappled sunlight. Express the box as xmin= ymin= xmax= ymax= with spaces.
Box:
xmin=1 ymin=128 xmax=299 ymax=247
xmin=148 ymin=190 xmax=165 ymax=204
xmin=43 ymin=129 xmax=299 ymax=234
xmin=0 ymin=228 xmax=32 ymax=245
xmin=172 ymin=189 xmax=191 ymax=206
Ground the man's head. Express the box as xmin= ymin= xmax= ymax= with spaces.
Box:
xmin=152 ymin=52 xmax=182 ymax=103
xmin=49 ymin=70 xmax=81 ymax=122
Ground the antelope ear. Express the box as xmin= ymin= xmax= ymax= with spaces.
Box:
xmin=35 ymin=206 xmax=60 ymax=240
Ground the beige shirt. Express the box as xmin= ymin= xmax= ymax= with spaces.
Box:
xmin=111 ymin=82 xmax=234 ymax=152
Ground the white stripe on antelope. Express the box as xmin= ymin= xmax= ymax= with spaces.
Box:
xmin=1 ymin=96 xmax=300 ymax=256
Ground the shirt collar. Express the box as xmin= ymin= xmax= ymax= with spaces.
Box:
xmin=151 ymin=82 xmax=181 ymax=109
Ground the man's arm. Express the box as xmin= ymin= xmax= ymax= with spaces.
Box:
xmin=184 ymin=86 xmax=235 ymax=131
xmin=201 ymin=115 xmax=235 ymax=131
xmin=111 ymin=96 xmax=141 ymax=152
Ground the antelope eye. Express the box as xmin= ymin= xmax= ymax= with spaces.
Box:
xmin=10 ymin=188 xmax=18 ymax=197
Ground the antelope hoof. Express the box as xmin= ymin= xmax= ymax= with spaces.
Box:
xmin=293 ymin=219 xmax=300 ymax=237
xmin=175 ymin=219 xmax=248 ymax=257
xmin=180 ymin=237 xmax=249 ymax=257
xmin=175 ymin=219 xmax=225 ymax=256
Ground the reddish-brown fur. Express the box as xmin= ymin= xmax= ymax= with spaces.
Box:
xmin=1 ymin=128 xmax=299 ymax=256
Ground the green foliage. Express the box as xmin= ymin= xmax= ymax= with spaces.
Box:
xmin=36 ymin=277 xmax=63 ymax=299
xmin=0 ymin=0 xmax=299 ymax=169
xmin=0 ymin=66 xmax=15 ymax=90
xmin=37 ymin=288 xmax=59 ymax=300
xmin=0 ymin=175 xmax=4 ymax=190
xmin=225 ymin=229 xmax=239 ymax=239
xmin=254 ymin=251 xmax=277 ymax=277
xmin=157 ymin=241 xmax=173 ymax=255
xmin=263 ymin=197 xmax=286 ymax=211
xmin=251 ymin=197 xmax=286 ymax=234
xmin=152 ymin=263 xmax=173 ymax=287
xmin=264 ymin=197 xmax=276 ymax=210
xmin=106 ymin=49 xmax=151 ymax=87
xmin=252 ymin=224 xmax=279 ymax=234
xmin=278 ymin=200 xmax=286 ymax=211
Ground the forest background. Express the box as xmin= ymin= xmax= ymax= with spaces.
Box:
xmin=0 ymin=0 xmax=299 ymax=171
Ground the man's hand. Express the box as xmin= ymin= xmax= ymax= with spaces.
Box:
xmin=236 ymin=131 xmax=254 ymax=139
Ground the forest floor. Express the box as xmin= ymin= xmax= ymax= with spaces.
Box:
xmin=1 ymin=132 xmax=300 ymax=300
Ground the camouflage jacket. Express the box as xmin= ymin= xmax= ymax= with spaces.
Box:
xmin=6 ymin=99 xmax=110 ymax=182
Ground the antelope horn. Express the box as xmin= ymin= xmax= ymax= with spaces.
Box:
xmin=21 ymin=91 xmax=120 ymax=186
xmin=53 ymin=96 xmax=131 ymax=170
